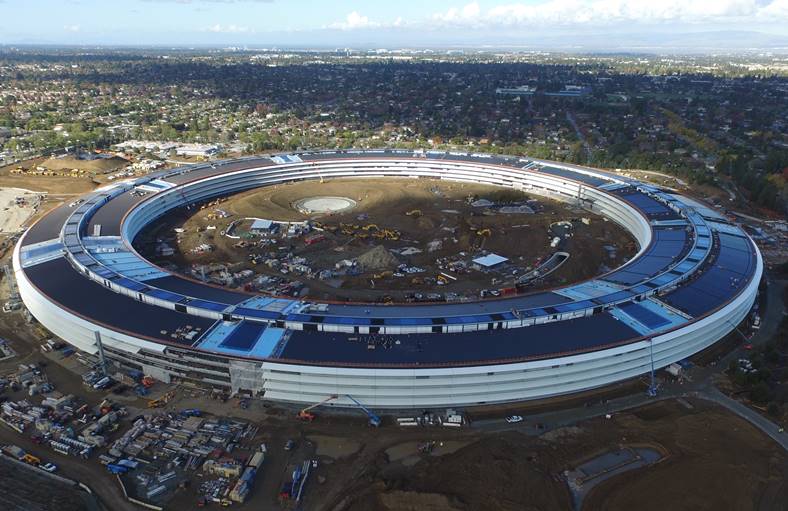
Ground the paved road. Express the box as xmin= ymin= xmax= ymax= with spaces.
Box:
xmin=629 ymin=169 xmax=689 ymax=187
xmin=473 ymin=278 xmax=787 ymax=452
xmin=565 ymin=111 xmax=591 ymax=159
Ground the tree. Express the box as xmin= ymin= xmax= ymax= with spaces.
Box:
xmin=750 ymin=381 xmax=771 ymax=404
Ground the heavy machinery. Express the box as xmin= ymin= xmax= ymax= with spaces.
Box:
xmin=107 ymin=463 xmax=130 ymax=474
xmin=371 ymin=228 xmax=400 ymax=241
xmin=297 ymin=395 xmax=338 ymax=421
xmin=147 ymin=389 xmax=176 ymax=408
xmin=345 ymin=394 xmax=381 ymax=427
xmin=22 ymin=453 xmax=40 ymax=466
xmin=405 ymin=209 xmax=422 ymax=217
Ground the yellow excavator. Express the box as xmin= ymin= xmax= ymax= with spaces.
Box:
xmin=148 ymin=389 xmax=177 ymax=409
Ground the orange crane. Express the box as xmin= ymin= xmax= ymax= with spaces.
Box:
xmin=297 ymin=395 xmax=338 ymax=422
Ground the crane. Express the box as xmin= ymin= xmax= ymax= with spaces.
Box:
xmin=297 ymin=395 xmax=338 ymax=422
xmin=345 ymin=394 xmax=381 ymax=427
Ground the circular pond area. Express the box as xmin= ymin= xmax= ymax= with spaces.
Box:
xmin=295 ymin=196 xmax=357 ymax=215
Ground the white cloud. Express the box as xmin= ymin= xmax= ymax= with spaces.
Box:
xmin=758 ymin=0 xmax=788 ymax=18
xmin=63 ymin=25 xmax=81 ymax=32
xmin=205 ymin=24 xmax=250 ymax=33
xmin=329 ymin=11 xmax=380 ymax=30
xmin=427 ymin=0 xmax=788 ymax=28
xmin=322 ymin=1 xmax=787 ymax=33
xmin=433 ymin=1 xmax=482 ymax=24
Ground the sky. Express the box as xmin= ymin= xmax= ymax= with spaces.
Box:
xmin=1 ymin=0 xmax=788 ymax=50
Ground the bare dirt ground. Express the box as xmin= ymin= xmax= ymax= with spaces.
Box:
xmin=35 ymin=155 xmax=128 ymax=174
xmin=317 ymin=399 xmax=786 ymax=511
xmin=0 ymin=158 xmax=101 ymax=195
xmin=0 ymin=187 xmax=44 ymax=234
xmin=136 ymin=178 xmax=636 ymax=302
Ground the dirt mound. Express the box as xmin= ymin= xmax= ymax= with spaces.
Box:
xmin=42 ymin=155 xmax=128 ymax=173
xmin=357 ymin=245 xmax=399 ymax=272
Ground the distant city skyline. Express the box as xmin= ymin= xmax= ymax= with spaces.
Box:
xmin=1 ymin=0 xmax=788 ymax=50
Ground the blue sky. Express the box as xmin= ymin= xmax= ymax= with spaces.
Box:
xmin=1 ymin=0 xmax=787 ymax=48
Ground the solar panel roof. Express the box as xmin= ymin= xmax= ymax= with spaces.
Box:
xmin=26 ymin=257 xmax=213 ymax=344
xmin=279 ymin=312 xmax=640 ymax=365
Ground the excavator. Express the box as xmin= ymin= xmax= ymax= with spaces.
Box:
xmin=371 ymin=229 xmax=400 ymax=241
xmin=405 ymin=209 xmax=422 ymax=217
xmin=296 ymin=395 xmax=338 ymax=422
xmin=148 ymin=389 xmax=177 ymax=409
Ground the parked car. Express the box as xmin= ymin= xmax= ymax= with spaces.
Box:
xmin=41 ymin=463 xmax=57 ymax=473
xmin=505 ymin=415 xmax=523 ymax=424
xmin=284 ymin=439 xmax=295 ymax=451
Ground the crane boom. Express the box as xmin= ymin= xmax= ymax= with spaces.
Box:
xmin=345 ymin=394 xmax=381 ymax=427
xmin=297 ymin=395 xmax=338 ymax=421
xmin=301 ymin=395 xmax=338 ymax=413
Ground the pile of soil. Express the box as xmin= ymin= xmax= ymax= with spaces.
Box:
xmin=41 ymin=155 xmax=128 ymax=174
xmin=357 ymin=245 xmax=399 ymax=272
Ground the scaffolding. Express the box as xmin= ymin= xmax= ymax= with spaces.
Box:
xmin=229 ymin=360 xmax=265 ymax=395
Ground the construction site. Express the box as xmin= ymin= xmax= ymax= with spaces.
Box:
xmin=0 ymin=149 xmax=784 ymax=511
xmin=0 ymin=334 xmax=785 ymax=511
xmin=135 ymin=178 xmax=636 ymax=303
